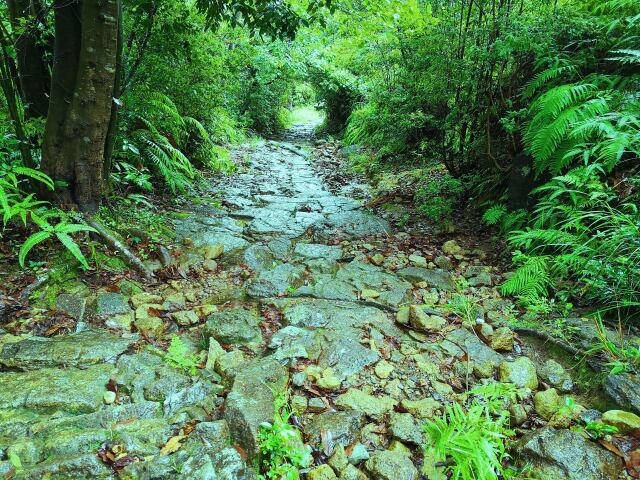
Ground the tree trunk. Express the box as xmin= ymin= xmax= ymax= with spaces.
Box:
xmin=0 ymin=25 xmax=34 ymax=167
xmin=103 ymin=0 xmax=124 ymax=185
xmin=6 ymin=0 xmax=51 ymax=119
xmin=41 ymin=0 xmax=120 ymax=213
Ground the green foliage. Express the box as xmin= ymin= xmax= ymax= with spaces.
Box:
xmin=500 ymin=252 xmax=553 ymax=306
xmin=0 ymin=161 xmax=96 ymax=269
xmin=490 ymin=0 xmax=640 ymax=316
xmin=446 ymin=294 xmax=481 ymax=325
xmin=423 ymin=400 xmax=515 ymax=480
xmin=584 ymin=421 xmax=618 ymax=439
xmin=306 ymin=58 xmax=360 ymax=134
xmin=415 ymin=171 xmax=464 ymax=223
xmin=257 ymin=394 xmax=311 ymax=480
xmin=164 ymin=336 xmax=200 ymax=376
xmin=586 ymin=316 xmax=640 ymax=374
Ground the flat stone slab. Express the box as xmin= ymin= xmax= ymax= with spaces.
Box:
xmin=0 ymin=364 xmax=114 ymax=414
xmin=0 ymin=330 xmax=133 ymax=370
xmin=282 ymin=298 xmax=389 ymax=330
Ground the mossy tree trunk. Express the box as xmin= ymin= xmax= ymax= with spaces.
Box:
xmin=41 ymin=0 xmax=121 ymax=213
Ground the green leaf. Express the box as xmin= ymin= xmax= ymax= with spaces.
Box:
xmin=55 ymin=232 xmax=90 ymax=269
xmin=19 ymin=231 xmax=52 ymax=267
xmin=55 ymin=223 xmax=98 ymax=235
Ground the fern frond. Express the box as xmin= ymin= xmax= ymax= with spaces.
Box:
xmin=19 ymin=231 xmax=52 ymax=267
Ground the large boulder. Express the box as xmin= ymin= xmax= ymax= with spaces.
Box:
xmin=205 ymin=307 xmax=262 ymax=345
xmin=604 ymin=373 xmax=640 ymax=414
xmin=516 ymin=427 xmax=623 ymax=480
xmin=224 ymin=356 xmax=289 ymax=458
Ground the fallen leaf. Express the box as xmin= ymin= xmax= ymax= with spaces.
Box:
xmin=160 ymin=435 xmax=185 ymax=455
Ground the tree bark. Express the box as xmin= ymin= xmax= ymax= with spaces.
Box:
xmin=103 ymin=0 xmax=124 ymax=184
xmin=6 ymin=0 xmax=51 ymax=119
xmin=41 ymin=0 xmax=120 ymax=213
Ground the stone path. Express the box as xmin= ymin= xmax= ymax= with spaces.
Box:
xmin=0 ymin=125 xmax=632 ymax=479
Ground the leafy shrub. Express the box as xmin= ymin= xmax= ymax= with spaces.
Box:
xmin=415 ymin=171 xmax=464 ymax=223
xmin=257 ymin=394 xmax=311 ymax=480
xmin=307 ymin=59 xmax=361 ymax=135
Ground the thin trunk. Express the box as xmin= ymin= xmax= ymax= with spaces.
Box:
xmin=121 ymin=2 xmax=157 ymax=94
xmin=103 ymin=0 xmax=123 ymax=185
xmin=0 ymin=25 xmax=34 ymax=167
xmin=6 ymin=0 xmax=51 ymax=119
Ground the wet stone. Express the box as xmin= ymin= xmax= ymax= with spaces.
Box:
xmin=95 ymin=292 xmax=131 ymax=316
xmin=516 ymin=427 xmax=623 ymax=480
xmin=247 ymin=263 xmax=306 ymax=298
xmin=305 ymin=411 xmax=365 ymax=448
xmin=0 ymin=364 xmax=114 ymax=414
xmin=224 ymin=356 xmax=289 ymax=457
xmin=396 ymin=267 xmax=454 ymax=290
xmin=205 ymin=307 xmax=262 ymax=345
xmin=0 ymin=329 xmax=133 ymax=370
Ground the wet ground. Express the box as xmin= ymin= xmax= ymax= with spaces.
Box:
xmin=0 ymin=123 xmax=633 ymax=479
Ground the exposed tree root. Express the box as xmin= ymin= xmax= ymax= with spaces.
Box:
xmin=84 ymin=215 xmax=155 ymax=281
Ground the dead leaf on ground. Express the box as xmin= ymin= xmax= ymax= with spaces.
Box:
xmin=160 ymin=435 xmax=185 ymax=455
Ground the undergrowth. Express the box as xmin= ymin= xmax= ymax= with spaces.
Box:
xmin=257 ymin=394 xmax=311 ymax=480
xmin=423 ymin=386 xmax=517 ymax=480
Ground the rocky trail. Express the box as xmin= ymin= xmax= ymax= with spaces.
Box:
xmin=0 ymin=123 xmax=637 ymax=479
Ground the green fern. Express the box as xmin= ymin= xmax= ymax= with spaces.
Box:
xmin=423 ymin=401 xmax=515 ymax=480
xmin=18 ymin=212 xmax=96 ymax=269
xmin=500 ymin=254 xmax=553 ymax=304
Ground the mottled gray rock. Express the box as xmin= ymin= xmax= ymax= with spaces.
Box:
xmin=56 ymin=293 xmax=88 ymax=320
xmin=499 ymin=357 xmax=538 ymax=389
xmin=305 ymin=411 xmax=365 ymax=447
xmin=243 ymin=245 xmax=276 ymax=272
xmin=95 ymin=292 xmax=131 ymax=316
xmin=335 ymin=389 xmax=397 ymax=419
xmin=516 ymin=427 xmax=623 ymax=480
xmin=389 ymin=412 xmax=422 ymax=445
xmin=396 ymin=267 xmax=454 ymax=290
xmin=20 ymin=453 xmax=111 ymax=479
xmin=247 ymin=263 xmax=305 ymax=297
xmin=604 ymin=373 xmax=640 ymax=414
xmin=0 ymin=364 xmax=113 ymax=413
xmin=205 ymin=307 xmax=262 ymax=345
xmin=446 ymin=329 xmax=502 ymax=378
xmin=317 ymin=331 xmax=380 ymax=381
xmin=282 ymin=298 xmax=390 ymax=331
xmin=163 ymin=381 xmax=221 ymax=416
xmin=294 ymin=243 xmax=342 ymax=261
xmin=0 ymin=329 xmax=132 ymax=370
xmin=224 ymin=357 xmax=289 ymax=457
xmin=539 ymin=359 xmax=574 ymax=393
xmin=365 ymin=450 xmax=419 ymax=480
xmin=320 ymin=211 xmax=391 ymax=238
